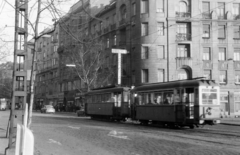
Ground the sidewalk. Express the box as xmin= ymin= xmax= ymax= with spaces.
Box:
xmin=220 ymin=117 xmax=240 ymax=126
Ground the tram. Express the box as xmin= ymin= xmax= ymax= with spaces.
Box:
xmin=85 ymin=86 xmax=131 ymax=121
xmin=85 ymin=79 xmax=221 ymax=128
xmin=131 ymin=79 xmax=221 ymax=128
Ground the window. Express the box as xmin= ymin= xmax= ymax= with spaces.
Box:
xmin=157 ymin=46 xmax=164 ymax=59
xmin=107 ymin=38 xmax=110 ymax=48
xmin=178 ymin=69 xmax=188 ymax=80
xmin=141 ymin=0 xmax=149 ymax=14
xmin=16 ymin=55 xmax=25 ymax=71
xmin=54 ymin=46 xmax=58 ymax=52
xmin=156 ymin=0 xmax=164 ymax=13
xmin=219 ymin=71 xmax=227 ymax=83
xmin=112 ymin=14 xmax=116 ymax=24
xmin=100 ymin=22 xmax=103 ymax=31
xmin=234 ymin=48 xmax=240 ymax=61
xmin=141 ymin=46 xmax=149 ymax=59
xmin=106 ymin=17 xmax=109 ymax=27
xmin=202 ymin=2 xmax=210 ymax=17
xmin=132 ymin=3 xmax=136 ymax=16
xmin=113 ymin=35 xmax=117 ymax=45
xmin=16 ymin=76 xmax=24 ymax=91
xmin=141 ymin=23 xmax=148 ymax=36
xmin=158 ymin=69 xmax=164 ymax=82
xmin=177 ymin=45 xmax=190 ymax=57
xmin=203 ymin=47 xmax=211 ymax=60
xmin=179 ymin=1 xmax=187 ymax=13
xmin=217 ymin=2 xmax=225 ymax=19
xmin=219 ymin=48 xmax=226 ymax=61
xmin=234 ymin=25 xmax=240 ymax=38
xmin=235 ymin=71 xmax=240 ymax=83
xmin=218 ymin=25 xmax=226 ymax=39
xmin=157 ymin=22 xmax=164 ymax=35
xmin=233 ymin=3 xmax=240 ymax=18
xmin=204 ymin=70 xmax=212 ymax=79
xmin=142 ymin=69 xmax=149 ymax=83
xmin=203 ymin=24 xmax=210 ymax=38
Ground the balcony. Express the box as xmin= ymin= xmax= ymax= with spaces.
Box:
xmin=37 ymin=47 xmax=42 ymax=52
xmin=203 ymin=61 xmax=213 ymax=69
xmin=202 ymin=13 xmax=211 ymax=19
xmin=51 ymin=38 xmax=58 ymax=43
xmin=218 ymin=15 xmax=226 ymax=20
xmin=119 ymin=41 xmax=126 ymax=46
xmin=218 ymin=61 xmax=228 ymax=70
xmin=176 ymin=12 xmax=191 ymax=18
xmin=234 ymin=61 xmax=240 ymax=70
xmin=111 ymin=24 xmax=116 ymax=31
xmin=104 ymin=27 xmax=109 ymax=33
xmin=176 ymin=33 xmax=191 ymax=42
xmin=233 ymin=14 xmax=240 ymax=20
xmin=176 ymin=57 xmax=192 ymax=68
xmin=119 ymin=18 xmax=126 ymax=26
xmin=97 ymin=30 xmax=102 ymax=36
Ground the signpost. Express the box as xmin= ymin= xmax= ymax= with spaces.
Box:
xmin=112 ymin=49 xmax=128 ymax=85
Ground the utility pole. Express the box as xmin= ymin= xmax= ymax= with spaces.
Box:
xmin=7 ymin=0 xmax=28 ymax=149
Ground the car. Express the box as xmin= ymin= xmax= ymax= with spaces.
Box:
xmin=76 ymin=109 xmax=85 ymax=117
xmin=41 ymin=105 xmax=55 ymax=113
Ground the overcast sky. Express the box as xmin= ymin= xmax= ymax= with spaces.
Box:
xmin=0 ymin=0 xmax=79 ymax=63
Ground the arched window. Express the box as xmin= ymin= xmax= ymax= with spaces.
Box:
xmin=179 ymin=1 xmax=187 ymax=13
xmin=120 ymin=5 xmax=127 ymax=20
xmin=178 ymin=69 xmax=189 ymax=80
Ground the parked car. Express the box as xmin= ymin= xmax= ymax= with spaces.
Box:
xmin=76 ymin=109 xmax=85 ymax=117
xmin=41 ymin=105 xmax=55 ymax=113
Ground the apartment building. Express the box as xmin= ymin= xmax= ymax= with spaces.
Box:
xmin=34 ymin=26 xmax=59 ymax=108
xmin=34 ymin=0 xmax=240 ymax=116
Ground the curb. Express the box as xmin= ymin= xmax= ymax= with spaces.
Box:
xmin=220 ymin=123 xmax=240 ymax=126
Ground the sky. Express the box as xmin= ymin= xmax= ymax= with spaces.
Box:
xmin=0 ymin=0 xmax=79 ymax=63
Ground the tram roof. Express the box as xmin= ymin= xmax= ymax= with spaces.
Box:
xmin=133 ymin=79 xmax=218 ymax=92
xmin=87 ymin=86 xmax=130 ymax=95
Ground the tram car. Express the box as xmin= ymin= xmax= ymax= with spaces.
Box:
xmin=131 ymin=79 xmax=221 ymax=128
xmin=85 ymin=86 xmax=131 ymax=121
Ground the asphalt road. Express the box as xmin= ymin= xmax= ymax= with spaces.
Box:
xmin=31 ymin=112 xmax=240 ymax=155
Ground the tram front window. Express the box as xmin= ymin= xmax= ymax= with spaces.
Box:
xmin=202 ymin=89 xmax=218 ymax=104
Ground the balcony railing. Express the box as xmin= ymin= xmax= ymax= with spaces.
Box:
xmin=111 ymin=24 xmax=116 ymax=30
xmin=218 ymin=15 xmax=226 ymax=20
xmin=218 ymin=61 xmax=228 ymax=70
xmin=176 ymin=12 xmax=191 ymax=18
xmin=234 ymin=61 xmax=240 ymax=70
xmin=176 ymin=33 xmax=191 ymax=41
xmin=202 ymin=13 xmax=211 ymax=19
xmin=176 ymin=57 xmax=192 ymax=68
xmin=119 ymin=18 xmax=126 ymax=26
xmin=51 ymin=38 xmax=58 ymax=43
xmin=203 ymin=60 xmax=213 ymax=69
xmin=104 ymin=27 xmax=109 ymax=33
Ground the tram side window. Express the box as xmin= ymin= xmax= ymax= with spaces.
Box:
xmin=174 ymin=89 xmax=181 ymax=104
xmin=114 ymin=93 xmax=122 ymax=107
xmin=163 ymin=91 xmax=174 ymax=105
xmin=153 ymin=92 xmax=163 ymax=104
xmin=87 ymin=96 xmax=92 ymax=103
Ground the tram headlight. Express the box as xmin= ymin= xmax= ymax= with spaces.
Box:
xmin=134 ymin=93 xmax=138 ymax=97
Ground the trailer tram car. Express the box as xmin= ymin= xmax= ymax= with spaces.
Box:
xmin=131 ymin=79 xmax=221 ymax=128
xmin=85 ymin=87 xmax=131 ymax=121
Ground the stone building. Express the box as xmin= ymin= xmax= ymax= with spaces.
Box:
xmin=35 ymin=0 xmax=240 ymax=116
xmin=34 ymin=25 xmax=60 ymax=109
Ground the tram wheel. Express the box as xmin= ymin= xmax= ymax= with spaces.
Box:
xmin=189 ymin=125 xmax=194 ymax=129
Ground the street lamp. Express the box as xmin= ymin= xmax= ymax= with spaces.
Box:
xmin=66 ymin=64 xmax=76 ymax=67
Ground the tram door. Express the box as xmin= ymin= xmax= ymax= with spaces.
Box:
xmin=183 ymin=88 xmax=194 ymax=119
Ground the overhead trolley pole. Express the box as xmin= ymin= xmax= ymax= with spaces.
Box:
xmin=8 ymin=0 xmax=28 ymax=149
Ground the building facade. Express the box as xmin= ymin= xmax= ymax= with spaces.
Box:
xmin=34 ymin=0 xmax=240 ymax=116
xmin=34 ymin=26 xmax=60 ymax=109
